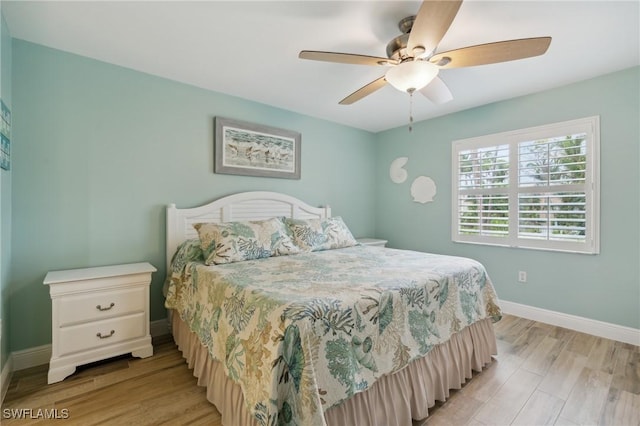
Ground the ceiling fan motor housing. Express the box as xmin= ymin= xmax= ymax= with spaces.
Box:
xmin=387 ymin=33 xmax=411 ymax=60
xmin=387 ymin=16 xmax=430 ymax=61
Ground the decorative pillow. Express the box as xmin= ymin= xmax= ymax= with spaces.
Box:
xmin=164 ymin=238 xmax=204 ymax=300
xmin=285 ymin=216 xmax=358 ymax=252
xmin=193 ymin=217 xmax=300 ymax=265
xmin=169 ymin=238 xmax=204 ymax=273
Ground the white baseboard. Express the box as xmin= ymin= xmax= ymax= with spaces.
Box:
xmin=500 ymin=300 xmax=640 ymax=347
xmin=9 ymin=318 xmax=171 ymax=374
xmin=150 ymin=317 xmax=170 ymax=337
xmin=11 ymin=344 xmax=51 ymax=371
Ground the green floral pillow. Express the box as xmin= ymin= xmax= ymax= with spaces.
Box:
xmin=164 ymin=238 xmax=204 ymax=299
xmin=193 ymin=217 xmax=300 ymax=265
xmin=285 ymin=216 xmax=357 ymax=252
xmin=169 ymin=238 xmax=204 ymax=273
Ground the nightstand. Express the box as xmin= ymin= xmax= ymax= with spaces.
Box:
xmin=44 ymin=262 xmax=156 ymax=384
xmin=356 ymin=238 xmax=388 ymax=247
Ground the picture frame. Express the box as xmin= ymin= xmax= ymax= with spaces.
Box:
xmin=0 ymin=134 xmax=9 ymax=171
xmin=0 ymin=100 xmax=10 ymax=171
xmin=214 ymin=117 xmax=301 ymax=179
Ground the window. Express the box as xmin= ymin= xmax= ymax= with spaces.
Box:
xmin=452 ymin=116 xmax=600 ymax=254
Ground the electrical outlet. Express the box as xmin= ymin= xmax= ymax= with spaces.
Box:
xmin=518 ymin=271 xmax=527 ymax=283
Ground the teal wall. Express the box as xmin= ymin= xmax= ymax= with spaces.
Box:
xmin=375 ymin=67 xmax=640 ymax=329
xmin=9 ymin=40 xmax=376 ymax=351
xmin=0 ymin=11 xmax=12 ymax=372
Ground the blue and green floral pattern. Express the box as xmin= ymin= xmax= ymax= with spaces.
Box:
xmin=285 ymin=216 xmax=358 ymax=252
xmin=165 ymin=246 xmax=501 ymax=426
xmin=194 ymin=218 xmax=300 ymax=265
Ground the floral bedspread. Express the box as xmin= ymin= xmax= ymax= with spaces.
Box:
xmin=165 ymin=246 xmax=502 ymax=426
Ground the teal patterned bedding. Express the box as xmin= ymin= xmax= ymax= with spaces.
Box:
xmin=165 ymin=245 xmax=502 ymax=426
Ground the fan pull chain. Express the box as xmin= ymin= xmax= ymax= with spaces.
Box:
xmin=407 ymin=88 xmax=415 ymax=132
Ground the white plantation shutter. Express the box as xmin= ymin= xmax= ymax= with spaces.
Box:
xmin=452 ymin=117 xmax=599 ymax=254
xmin=457 ymin=144 xmax=510 ymax=238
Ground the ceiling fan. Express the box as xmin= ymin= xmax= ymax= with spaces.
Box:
xmin=299 ymin=0 xmax=551 ymax=106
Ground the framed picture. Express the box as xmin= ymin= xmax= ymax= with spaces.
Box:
xmin=0 ymin=134 xmax=9 ymax=171
xmin=215 ymin=117 xmax=301 ymax=179
xmin=0 ymin=100 xmax=10 ymax=171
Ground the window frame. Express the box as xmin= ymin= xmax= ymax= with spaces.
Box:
xmin=451 ymin=116 xmax=600 ymax=254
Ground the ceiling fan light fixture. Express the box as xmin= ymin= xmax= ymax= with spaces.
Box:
xmin=385 ymin=60 xmax=439 ymax=93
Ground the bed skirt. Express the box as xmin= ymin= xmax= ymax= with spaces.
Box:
xmin=171 ymin=312 xmax=497 ymax=426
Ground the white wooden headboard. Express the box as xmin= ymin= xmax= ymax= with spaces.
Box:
xmin=166 ymin=191 xmax=331 ymax=267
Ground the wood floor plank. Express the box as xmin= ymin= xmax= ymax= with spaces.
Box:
xmin=473 ymin=369 xmax=542 ymax=425
xmin=458 ymin=352 xmax=524 ymax=403
xmin=495 ymin=333 xmax=513 ymax=355
xmin=600 ymin=387 xmax=640 ymax=426
xmin=511 ymin=390 xmax=564 ymax=426
xmin=59 ymin=369 xmax=193 ymax=423
xmin=3 ymin=375 xmax=97 ymax=411
xmin=537 ymin=347 xmax=588 ymax=400
xmin=611 ymin=346 xmax=640 ymax=394
xmin=494 ymin=316 xmax=535 ymax=344
xmin=507 ymin=324 xmax=550 ymax=359
xmin=422 ymin=389 xmax=484 ymax=426
xmin=119 ymin=385 xmax=219 ymax=425
xmin=566 ymin=330 xmax=598 ymax=357
xmin=155 ymin=399 xmax=223 ymax=425
xmin=560 ymin=367 xmax=613 ymax=425
xmin=554 ymin=416 xmax=580 ymax=426
xmin=521 ymin=335 xmax=566 ymax=376
xmin=586 ymin=336 xmax=617 ymax=374
xmin=492 ymin=314 xmax=517 ymax=330
xmin=547 ymin=324 xmax=576 ymax=342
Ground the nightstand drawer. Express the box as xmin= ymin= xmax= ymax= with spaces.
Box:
xmin=57 ymin=286 xmax=146 ymax=326
xmin=57 ymin=313 xmax=146 ymax=357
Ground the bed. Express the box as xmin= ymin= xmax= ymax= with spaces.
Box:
xmin=164 ymin=191 xmax=502 ymax=426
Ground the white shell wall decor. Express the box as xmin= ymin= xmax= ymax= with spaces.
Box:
xmin=410 ymin=176 xmax=437 ymax=203
xmin=389 ymin=157 xmax=409 ymax=184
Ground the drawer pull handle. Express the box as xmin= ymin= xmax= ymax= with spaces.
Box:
xmin=96 ymin=330 xmax=115 ymax=339
xmin=96 ymin=302 xmax=115 ymax=311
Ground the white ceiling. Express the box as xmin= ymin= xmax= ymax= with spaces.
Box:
xmin=3 ymin=1 xmax=639 ymax=133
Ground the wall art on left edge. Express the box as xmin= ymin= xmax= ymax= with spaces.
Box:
xmin=214 ymin=117 xmax=301 ymax=179
xmin=0 ymin=100 xmax=10 ymax=171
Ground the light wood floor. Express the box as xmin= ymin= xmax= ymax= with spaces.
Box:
xmin=2 ymin=315 xmax=639 ymax=425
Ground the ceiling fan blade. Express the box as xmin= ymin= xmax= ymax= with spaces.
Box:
xmin=430 ymin=37 xmax=552 ymax=69
xmin=407 ymin=0 xmax=463 ymax=57
xmin=339 ymin=76 xmax=388 ymax=105
xmin=419 ymin=76 xmax=453 ymax=104
xmin=299 ymin=51 xmax=397 ymax=66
